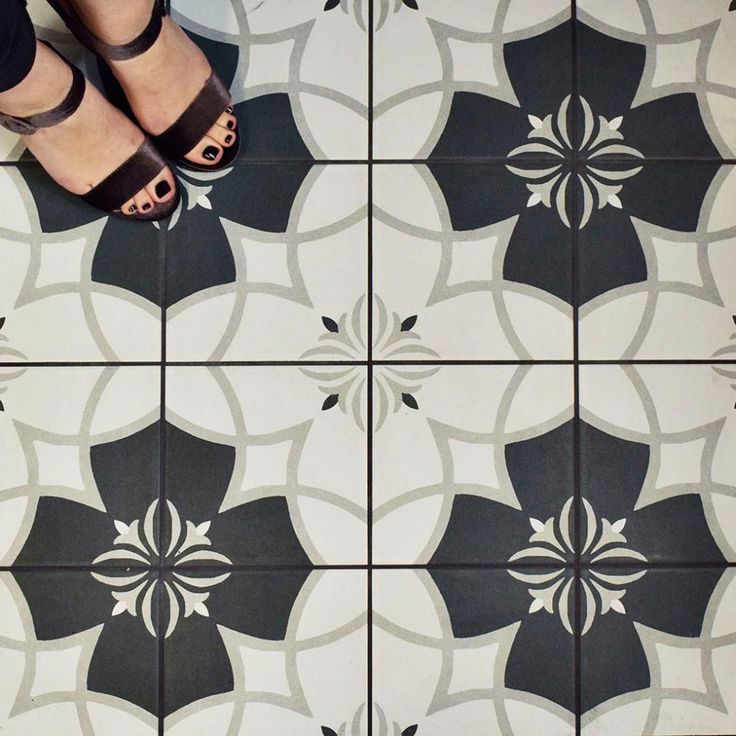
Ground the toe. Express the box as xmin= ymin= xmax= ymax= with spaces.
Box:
xmin=121 ymin=197 xmax=138 ymax=216
xmin=206 ymin=123 xmax=237 ymax=148
xmin=216 ymin=110 xmax=238 ymax=131
xmin=133 ymin=189 xmax=154 ymax=215
xmin=147 ymin=167 xmax=176 ymax=203
xmin=185 ymin=135 xmax=223 ymax=166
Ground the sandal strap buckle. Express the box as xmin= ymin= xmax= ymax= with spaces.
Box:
xmin=0 ymin=112 xmax=37 ymax=135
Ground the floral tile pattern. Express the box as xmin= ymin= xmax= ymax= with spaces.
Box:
xmin=1 ymin=1 xmax=736 ymax=735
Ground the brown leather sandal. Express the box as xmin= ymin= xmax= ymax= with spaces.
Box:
xmin=48 ymin=0 xmax=240 ymax=171
xmin=0 ymin=46 xmax=179 ymax=221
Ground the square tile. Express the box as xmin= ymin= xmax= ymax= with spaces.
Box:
xmin=581 ymin=567 xmax=735 ymax=735
xmin=171 ymin=0 xmax=368 ymax=160
xmin=580 ymin=364 xmax=736 ymax=563
xmin=0 ymin=165 xmax=163 ymax=362
xmin=0 ymin=367 xmax=160 ymax=566
xmin=0 ymin=570 xmax=160 ymax=730
xmin=164 ymin=570 xmax=367 ymax=733
xmin=165 ymin=164 xmax=368 ymax=361
xmin=372 ymin=365 xmax=574 ymax=564
xmin=373 ymin=0 xmax=572 ymax=160
xmin=374 ymin=568 xmax=575 ymax=735
xmin=373 ymin=164 xmax=573 ymax=359
xmin=166 ymin=366 xmax=367 ymax=565
xmin=577 ymin=0 xmax=736 ymax=158
xmin=578 ymin=164 xmax=734 ymax=359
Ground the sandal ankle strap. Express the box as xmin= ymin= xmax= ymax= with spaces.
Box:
xmin=0 ymin=62 xmax=85 ymax=136
xmin=64 ymin=0 xmax=167 ymax=62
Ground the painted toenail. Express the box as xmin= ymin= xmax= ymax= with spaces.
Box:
xmin=203 ymin=146 xmax=219 ymax=161
xmin=226 ymin=106 xmax=234 ymax=114
xmin=225 ymin=134 xmax=233 ymax=144
xmin=226 ymin=120 xmax=235 ymax=129
xmin=128 ymin=205 xmax=137 ymax=213
xmin=142 ymin=203 xmax=152 ymax=211
xmin=155 ymin=180 xmax=172 ymax=198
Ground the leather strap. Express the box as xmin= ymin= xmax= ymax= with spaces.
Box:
xmin=0 ymin=63 xmax=85 ymax=135
xmin=153 ymin=72 xmax=232 ymax=158
xmin=83 ymin=139 xmax=167 ymax=212
xmin=54 ymin=0 xmax=166 ymax=62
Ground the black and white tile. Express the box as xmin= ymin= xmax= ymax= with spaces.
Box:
xmin=1 ymin=1 xmax=736 ymax=735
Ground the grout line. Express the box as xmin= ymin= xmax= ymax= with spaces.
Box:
xmin=571 ymin=4 xmax=582 ymax=732
xmin=2 ymin=561 xmax=734 ymax=573
xmin=367 ymin=2 xmax=374 ymax=731
xmin=158 ymin=199 xmax=167 ymax=736
xmin=5 ymin=359 xmax=736 ymax=368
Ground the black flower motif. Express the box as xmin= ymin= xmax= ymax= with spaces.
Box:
xmin=428 ymin=21 xmax=721 ymax=305
xmin=430 ymin=419 xmax=726 ymax=713
xmin=13 ymin=422 xmax=311 ymax=716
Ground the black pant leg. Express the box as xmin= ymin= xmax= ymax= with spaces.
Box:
xmin=0 ymin=0 xmax=37 ymax=93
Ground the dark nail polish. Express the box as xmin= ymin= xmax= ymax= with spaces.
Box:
xmin=128 ymin=205 xmax=137 ymax=213
xmin=225 ymin=134 xmax=233 ymax=144
xmin=226 ymin=106 xmax=233 ymax=113
xmin=226 ymin=119 xmax=235 ymax=129
xmin=155 ymin=180 xmax=172 ymax=198
xmin=203 ymin=146 xmax=219 ymax=161
xmin=142 ymin=202 xmax=152 ymax=211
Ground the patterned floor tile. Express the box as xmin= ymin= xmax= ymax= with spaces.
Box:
xmin=581 ymin=567 xmax=736 ymax=736
xmin=165 ymin=164 xmax=367 ymax=361
xmin=0 ymin=166 xmax=163 ymax=362
xmin=166 ymin=367 xmax=367 ymax=565
xmin=372 ymin=0 xmax=572 ymax=160
xmin=580 ymin=364 xmax=736 ymax=563
xmin=164 ymin=570 xmax=367 ymax=734
xmin=373 ymin=164 xmax=573 ymax=359
xmin=579 ymin=164 xmax=736 ymax=359
xmin=373 ymin=568 xmax=576 ymax=735
xmin=171 ymin=0 xmax=368 ymax=160
xmin=372 ymin=365 xmax=574 ymax=564
xmin=0 ymin=367 xmax=160 ymax=566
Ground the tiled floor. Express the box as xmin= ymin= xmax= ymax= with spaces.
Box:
xmin=1 ymin=1 xmax=736 ymax=734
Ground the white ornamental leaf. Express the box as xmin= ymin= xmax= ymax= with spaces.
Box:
xmin=197 ymin=195 xmax=213 ymax=210
xmin=527 ymin=192 xmax=543 ymax=207
xmin=112 ymin=600 xmax=127 ymax=616
xmin=530 ymin=518 xmax=545 ymax=533
xmin=528 ymin=115 xmax=544 ymax=129
xmin=610 ymin=598 xmax=626 ymax=614
xmin=193 ymin=601 xmax=210 ymax=617
xmin=196 ymin=521 xmax=211 ymax=536
xmin=607 ymin=194 xmax=623 ymax=208
xmin=114 ymin=520 xmax=129 ymax=535
xmin=529 ymin=598 xmax=545 ymax=613
xmin=611 ymin=519 xmax=626 ymax=533
xmin=609 ymin=116 xmax=623 ymax=131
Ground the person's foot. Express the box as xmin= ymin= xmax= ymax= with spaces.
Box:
xmin=0 ymin=41 xmax=177 ymax=216
xmin=72 ymin=0 xmax=238 ymax=167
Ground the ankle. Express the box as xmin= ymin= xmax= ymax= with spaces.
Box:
xmin=0 ymin=43 xmax=71 ymax=118
xmin=71 ymin=0 xmax=156 ymax=46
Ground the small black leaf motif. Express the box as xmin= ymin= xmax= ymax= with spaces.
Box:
xmin=0 ymin=316 xmax=5 ymax=330
xmin=321 ymin=728 xmax=339 ymax=736
xmin=403 ymin=0 xmax=419 ymax=8
xmin=322 ymin=394 xmax=339 ymax=411
xmin=402 ymin=393 xmax=419 ymax=410
xmin=730 ymin=0 xmax=736 ymax=11
xmin=400 ymin=315 xmax=417 ymax=332
xmin=324 ymin=0 xmax=340 ymax=9
xmin=0 ymin=399 xmax=5 ymax=412
xmin=402 ymin=727 xmax=419 ymax=736
xmin=322 ymin=316 xmax=339 ymax=333
xmin=732 ymin=314 xmax=736 ymax=326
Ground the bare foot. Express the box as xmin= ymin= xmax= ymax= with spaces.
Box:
xmin=72 ymin=0 xmax=238 ymax=167
xmin=0 ymin=42 xmax=177 ymax=215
